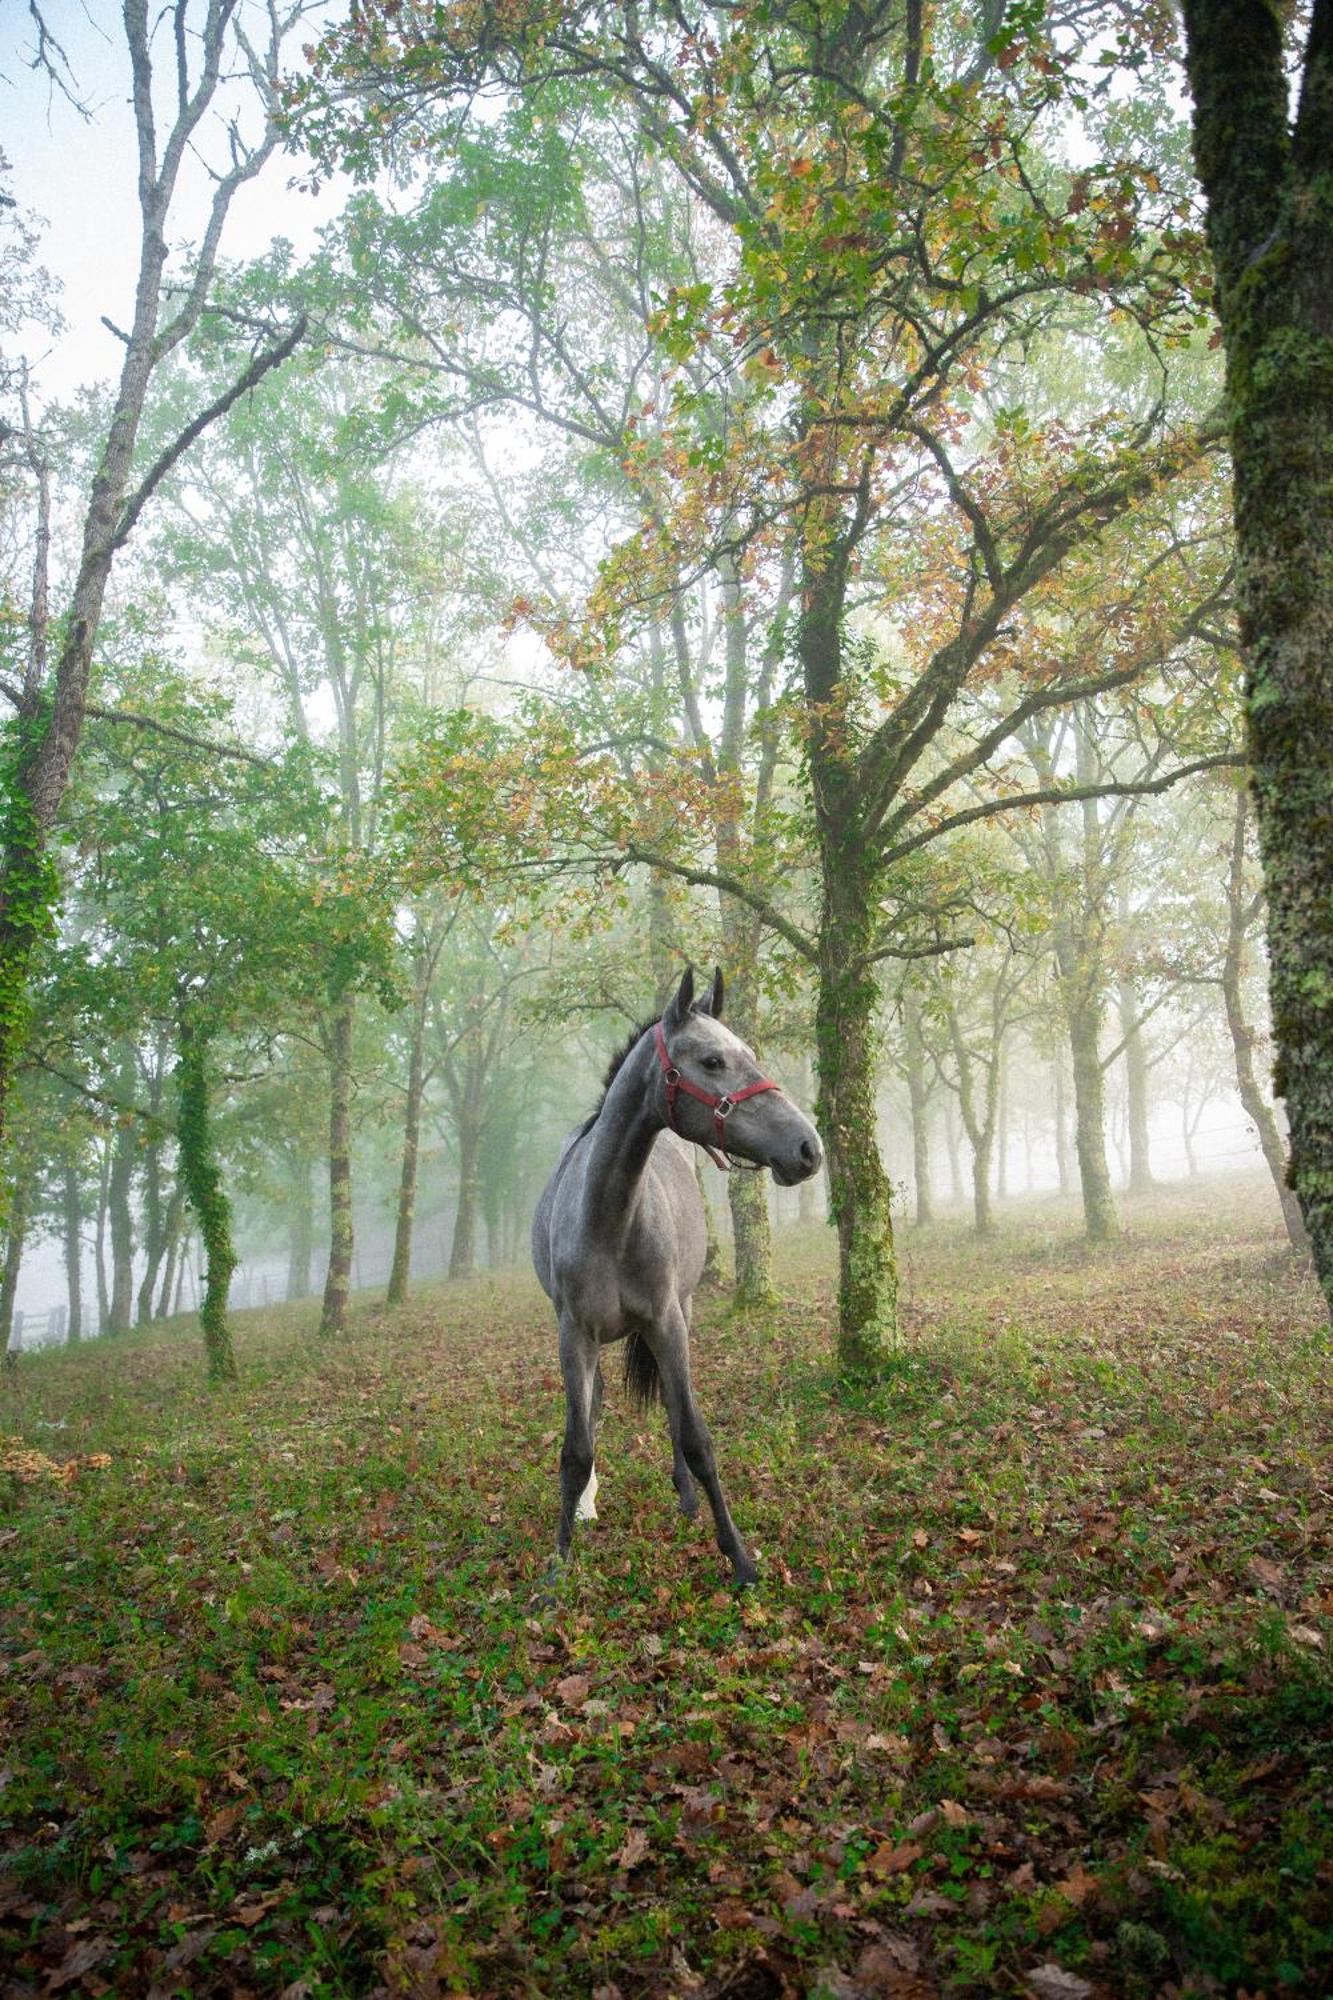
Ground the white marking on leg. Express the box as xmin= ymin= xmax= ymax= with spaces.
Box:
xmin=575 ymin=1464 xmax=599 ymax=1521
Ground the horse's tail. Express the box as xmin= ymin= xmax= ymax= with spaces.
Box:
xmin=623 ymin=1325 xmax=662 ymax=1411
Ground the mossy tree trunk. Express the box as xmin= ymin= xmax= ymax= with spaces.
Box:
xmin=0 ymin=1170 xmax=30 ymax=1362
xmin=1181 ymin=1 xmax=1333 ymax=1308
xmin=176 ymin=1016 xmax=237 ymax=1385
xmin=320 ymin=993 xmax=356 ymax=1336
xmin=800 ymin=509 xmax=901 ymax=1373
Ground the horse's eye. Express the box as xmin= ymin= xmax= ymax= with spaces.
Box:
xmin=701 ymin=1055 xmax=725 ymax=1072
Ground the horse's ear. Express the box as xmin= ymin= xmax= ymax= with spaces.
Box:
xmin=701 ymin=966 xmax=725 ymax=1018
xmin=663 ymin=964 xmax=694 ymax=1029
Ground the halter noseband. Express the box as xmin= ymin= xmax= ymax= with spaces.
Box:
xmin=652 ymin=1020 xmax=780 ymax=1172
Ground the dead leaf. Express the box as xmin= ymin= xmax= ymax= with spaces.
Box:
xmin=555 ymin=1672 xmax=591 ymax=1707
xmin=616 ymin=1827 xmax=650 ymax=1870
xmin=1027 ymin=1963 xmax=1092 ymax=1999
xmin=866 ymin=1839 xmax=922 ymax=1877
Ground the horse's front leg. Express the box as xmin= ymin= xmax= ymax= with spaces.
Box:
xmin=556 ymin=1315 xmax=601 ymax=1562
xmin=652 ymin=1304 xmax=756 ymax=1588
xmin=576 ymin=1356 xmax=604 ymax=1521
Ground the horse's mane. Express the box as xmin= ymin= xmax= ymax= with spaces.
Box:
xmin=574 ymin=1015 xmax=658 ymax=1138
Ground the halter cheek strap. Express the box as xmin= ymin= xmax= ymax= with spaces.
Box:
xmin=652 ymin=1020 xmax=780 ymax=1172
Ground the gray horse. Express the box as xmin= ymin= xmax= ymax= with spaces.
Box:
xmin=532 ymin=966 xmax=823 ymax=1586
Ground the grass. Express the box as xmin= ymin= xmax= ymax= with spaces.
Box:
xmin=1 ymin=1173 xmax=1330 ymax=1997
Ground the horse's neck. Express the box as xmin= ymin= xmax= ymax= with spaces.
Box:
xmin=581 ymin=1039 xmax=662 ymax=1238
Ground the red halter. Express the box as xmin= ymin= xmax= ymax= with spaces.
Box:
xmin=652 ymin=1020 xmax=781 ymax=1172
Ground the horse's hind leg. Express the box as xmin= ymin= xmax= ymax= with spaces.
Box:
xmin=557 ymin=1317 xmax=600 ymax=1560
xmin=671 ymin=1440 xmax=699 ymax=1518
xmin=653 ymin=1305 xmax=756 ymax=1588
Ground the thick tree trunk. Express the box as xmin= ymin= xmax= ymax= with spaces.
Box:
xmin=803 ymin=521 xmax=899 ymax=1369
xmin=448 ymin=1103 xmax=481 ymax=1279
xmin=285 ymin=1158 xmax=314 ymax=1301
xmin=387 ymin=954 xmax=431 ymax=1306
xmin=814 ymin=846 xmax=899 ymax=1368
xmin=62 ymin=1159 xmax=82 ymax=1345
xmin=320 ymin=994 xmax=356 ymax=1336
xmin=176 ymin=1018 xmax=237 ymax=1384
xmin=1182 ymin=2 xmax=1333 ymax=1308
xmin=107 ymin=1104 xmax=136 ymax=1336
xmin=1222 ymin=792 xmax=1309 ymax=1251
xmin=903 ymin=988 xmax=934 ymax=1227
xmin=722 ymin=945 xmax=776 ymax=1307
xmin=1067 ymin=995 xmax=1119 ymax=1242
xmin=0 ymin=1174 xmax=30 ymax=1362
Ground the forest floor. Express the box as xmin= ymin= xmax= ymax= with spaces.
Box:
xmin=1 ymin=1173 xmax=1330 ymax=2000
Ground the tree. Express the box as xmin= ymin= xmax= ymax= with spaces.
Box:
xmin=303 ymin=0 xmax=1239 ymax=1373
xmin=1179 ymin=1 xmax=1333 ymax=1312
xmin=0 ymin=1 xmax=306 ymax=1191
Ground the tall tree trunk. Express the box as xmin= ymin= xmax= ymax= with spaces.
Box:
xmin=1119 ymin=973 xmax=1155 ymax=1194
xmin=387 ymin=952 xmax=431 ymax=1306
xmin=156 ymin=1184 xmax=184 ymax=1320
xmin=107 ymin=1097 xmax=136 ymax=1335
xmin=0 ymin=1172 xmax=30 ymax=1362
xmin=903 ymin=987 xmax=935 ymax=1226
xmin=1181 ymin=3 xmax=1333 ymax=1309
xmin=136 ymin=1121 xmax=166 ymax=1324
xmin=94 ymin=1139 xmax=110 ymax=1335
xmin=448 ymin=1100 xmax=481 ymax=1279
xmin=1066 ymin=993 xmax=1119 ymax=1242
xmin=176 ymin=1017 xmax=237 ymax=1384
xmin=62 ymin=1158 xmax=82 ymax=1345
xmin=320 ymin=995 xmax=355 ymax=1336
xmin=285 ymin=1157 xmax=314 ymax=1302
xmin=802 ymin=517 xmax=899 ymax=1370
xmin=1222 ymin=791 xmax=1309 ymax=1251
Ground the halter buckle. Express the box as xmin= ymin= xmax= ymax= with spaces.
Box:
xmin=664 ymin=1066 xmax=681 ymax=1086
xmin=714 ymin=1096 xmax=734 ymax=1119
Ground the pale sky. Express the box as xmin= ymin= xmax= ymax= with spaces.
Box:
xmin=2 ymin=0 xmax=349 ymax=406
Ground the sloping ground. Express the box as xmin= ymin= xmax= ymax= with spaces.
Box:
xmin=1 ymin=1177 xmax=1330 ymax=1998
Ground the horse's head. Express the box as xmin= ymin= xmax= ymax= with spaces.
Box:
xmin=658 ymin=966 xmax=823 ymax=1186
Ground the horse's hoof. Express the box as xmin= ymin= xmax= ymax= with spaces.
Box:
xmin=677 ymin=1490 xmax=700 ymax=1520
xmin=732 ymin=1562 xmax=758 ymax=1591
xmin=533 ymin=1557 xmax=569 ymax=1610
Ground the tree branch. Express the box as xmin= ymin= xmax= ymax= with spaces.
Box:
xmin=880 ymin=752 xmax=1245 ymax=865
xmin=111 ymin=314 xmax=307 ymax=554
